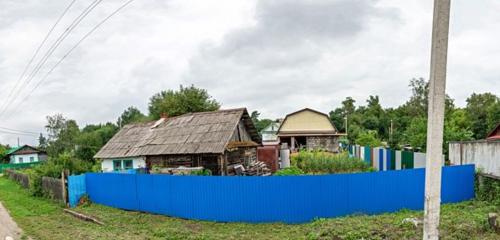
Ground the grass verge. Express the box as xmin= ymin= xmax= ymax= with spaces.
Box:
xmin=0 ymin=176 xmax=498 ymax=240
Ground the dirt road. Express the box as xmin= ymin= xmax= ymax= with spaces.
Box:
xmin=0 ymin=201 xmax=22 ymax=240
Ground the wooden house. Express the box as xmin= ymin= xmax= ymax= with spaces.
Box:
xmin=6 ymin=145 xmax=47 ymax=164
xmin=94 ymin=108 xmax=262 ymax=175
xmin=277 ymin=108 xmax=344 ymax=152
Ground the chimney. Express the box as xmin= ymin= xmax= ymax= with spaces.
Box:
xmin=152 ymin=112 xmax=168 ymax=129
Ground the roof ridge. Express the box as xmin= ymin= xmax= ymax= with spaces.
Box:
xmin=180 ymin=108 xmax=246 ymax=116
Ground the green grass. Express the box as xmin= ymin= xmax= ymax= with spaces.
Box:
xmin=0 ymin=177 xmax=498 ymax=240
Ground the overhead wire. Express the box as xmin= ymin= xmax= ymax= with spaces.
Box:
xmin=5 ymin=0 xmax=136 ymax=117
xmin=0 ymin=129 xmax=39 ymax=137
xmin=0 ymin=126 xmax=39 ymax=135
xmin=0 ymin=0 xmax=77 ymax=118
xmin=0 ymin=0 xmax=103 ymax=119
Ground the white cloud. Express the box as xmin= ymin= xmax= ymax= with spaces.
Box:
xmin=0 ymin=0 xmax=499 ymax=146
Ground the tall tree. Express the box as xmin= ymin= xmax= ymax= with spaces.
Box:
xmin=45 ymin=114 xmax=80 ymax=156
xmin=75 ymin=123 xmax=119 ymax=162
xmin=329 ymin=97 xmax=357 ymax=134
xmin=118 ymin=106 xmax=147 ymax=126
xmin=250 ymin=111 xmax=273 ymax=133
xmin=38 ymin=133 xmax=48 ymax=150
xmin=465 ymin=93 xmax=499 ymax=139
xmin=148 ymin=85 xmax=220 ymax=119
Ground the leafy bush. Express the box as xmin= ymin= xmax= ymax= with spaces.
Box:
xmin=475 ymin=173 xmax=500 ymax=206
xmin=355 ymin=130 xmax=382 ymax=147
xmin=274 ymin=166 xmax=305 ymax=176
xmin=27 ymin=152 xmax=93 ymax=196
xmin=292 ymin=151 xmax=371 ymax=174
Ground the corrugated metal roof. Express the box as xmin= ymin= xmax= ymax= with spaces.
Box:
xmin=94 ymin=108 xmax=261 ymax=159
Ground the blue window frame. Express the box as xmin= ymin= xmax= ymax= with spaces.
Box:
xmin=113 ymin=160 xmax=122 ymax=171
xmin=123 ymin=160 xmax=133 ymax=170
xmin=113 ymin=159 xmax=134 ymax=171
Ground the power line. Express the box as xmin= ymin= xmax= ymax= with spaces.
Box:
xmin=0 ymin=129 xmax=39 ymax=137
xmin=6 ymin=0 xmax=136 ymax=117
xmin=0 ymin=126 xmax=40 ymax=135
xmin=0 ymin=0 xmax=103 ymax=119
xmin=0 ymin=0 xmax=77 ymax=117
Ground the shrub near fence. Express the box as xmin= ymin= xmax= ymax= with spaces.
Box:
xmin=70 ymin=165 xmax=475 ymax=223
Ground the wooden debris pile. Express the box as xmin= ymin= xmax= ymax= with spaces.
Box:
xmin=227 ymin=160 xmax=272 ymax=176
xmin=151 ymin=166 xmax=204 ymax=175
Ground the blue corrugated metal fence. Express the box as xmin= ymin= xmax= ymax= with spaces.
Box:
xmin=68 ymin=165 xmax=474 ymax=223
xmin=68 ymin=174 xmax=86 ymax=207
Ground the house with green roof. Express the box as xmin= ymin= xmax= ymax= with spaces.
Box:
xmin=6 ymin=145 xmax=47 ymax=164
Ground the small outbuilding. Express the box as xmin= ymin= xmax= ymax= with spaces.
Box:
xmin=94 ymin=108 xmax=262 ymax=175
xmin=277 ymin=108 xmax=344 ymax=153
xmin=6 ymin=145 xmax=47 ymax=164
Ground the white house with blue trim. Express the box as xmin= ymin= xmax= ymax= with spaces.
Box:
xmin=6 ymin=145 xmax=47 ymax=164
xmin=100 ymin=157 xmax=146 ymax=172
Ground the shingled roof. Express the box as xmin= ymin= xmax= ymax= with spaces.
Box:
xmin=94 ymin=108 xmax=261 ymax=159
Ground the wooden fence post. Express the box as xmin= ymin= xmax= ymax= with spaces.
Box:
xmin=61 ymin=170 xmax=68 ymax=207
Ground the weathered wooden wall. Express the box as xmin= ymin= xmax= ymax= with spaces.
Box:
xmin=5 ymin=169 xmax=30 ymax=188
xmin=42 ymin=176 xmax=64 ymax=201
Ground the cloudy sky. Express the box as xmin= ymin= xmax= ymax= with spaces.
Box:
xmin=0 ymin=0 xmax=499 ymax=146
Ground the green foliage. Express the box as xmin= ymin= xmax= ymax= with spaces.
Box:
xmin=75 ymin=123 xmax=119 ymax=163
xmin=355 ymin=131 xmax=382 ymax=147
xmin=402 ymin=117 xmax=427 ymax=150
xmin=26 ymin=153 xmax=93 ymax=196
xmin=465 ymin=93 xmax=500 ymax=139
xmin=190 ymin=169 xmax=212 ymax=176
xmin=0 ymin=144 xmax=8 ymax=163
xmin=327 ymin=78 xmax=498 ymax=152
xmin=475 ymin=174 xmax=500 ymax=206
xmin=45 ymin=114 xmax=80 ymax=156
xmin=148 ymin=84 xmax=220 ymax=119
xmin=38 ymin=133 xmax=48 ymax=151
xmin=292 ymin=151 xmax=371 ymax=174
xmin=117 ymin=106 xmax=148 ymax=126
xmin=250 ymin=110 xmax=274 ymax=133
xmin=274 ymin=166 xmax=305 ymax=176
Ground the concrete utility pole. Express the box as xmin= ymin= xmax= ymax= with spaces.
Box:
xmin=423 ymin=0 xmax=451 ymax=239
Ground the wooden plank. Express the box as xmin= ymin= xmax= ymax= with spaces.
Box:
xmin=63 ymin=209 xmax=104 ymax=225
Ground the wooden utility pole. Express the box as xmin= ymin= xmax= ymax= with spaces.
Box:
xmin=389 ymin=119 xmax=393 ymax=143
xmin=344 ymin=116 xmax=348 ymax=135
xmin=423 ymin=0 xmax=451 ymax=239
